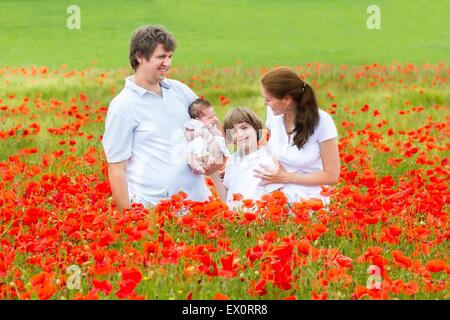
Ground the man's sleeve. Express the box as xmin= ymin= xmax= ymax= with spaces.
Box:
xmin=178 ymin=81 xmax=199 ymax=106
xmin=102 ymin=105 xmax=135 ymax=163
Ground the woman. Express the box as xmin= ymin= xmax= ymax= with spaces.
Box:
xmin=254 ymin=66 xmax=340 ymax=205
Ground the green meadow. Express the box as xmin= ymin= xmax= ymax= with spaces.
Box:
xmin=0 ymin=0 xmax=449 ymax=69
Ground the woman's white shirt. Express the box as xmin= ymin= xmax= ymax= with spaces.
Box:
xmin=265 ymin=106 xmax=338 ymax=204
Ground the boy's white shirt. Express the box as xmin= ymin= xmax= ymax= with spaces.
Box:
xmin=223 ymin=147 xmax=283 ymax=207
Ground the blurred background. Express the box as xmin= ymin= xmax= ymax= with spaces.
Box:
xmin=1 ymin=0 xmax=449 ymax=69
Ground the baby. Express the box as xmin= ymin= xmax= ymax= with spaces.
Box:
xmin=184 ymin=98 xmax=230 ymax=174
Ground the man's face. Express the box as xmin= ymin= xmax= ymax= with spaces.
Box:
xmin=198 ymin=107 xmax=218 ymax=127
xmin=138 ymin=43 xmax=173 ymax=83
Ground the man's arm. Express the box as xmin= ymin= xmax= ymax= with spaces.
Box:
xmin=108 ymin=161 xmax=131 ymax=211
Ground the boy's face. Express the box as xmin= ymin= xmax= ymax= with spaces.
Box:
xmin=230 ymin=122 xmax=258 ymax=155
xmin=198 ymin=107 xmax=218 ymax=127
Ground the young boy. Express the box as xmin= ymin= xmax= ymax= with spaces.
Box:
xmin=184 ymin=98 xmax=230 ymax=174
xmin=212 ymin=107 xmax=282 ymax=208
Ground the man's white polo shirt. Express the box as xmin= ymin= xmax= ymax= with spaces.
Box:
xmin=102 ymin=75 xmax=211 ymax=206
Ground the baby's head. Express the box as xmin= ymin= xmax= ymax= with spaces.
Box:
xmin=188 ymin=98 xmax=218 ymax=127
xmin=223 ymin=107 xmax=263 ymax=155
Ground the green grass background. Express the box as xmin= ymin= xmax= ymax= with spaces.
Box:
xmin=0 ymin=0 xmax=449 ymax=69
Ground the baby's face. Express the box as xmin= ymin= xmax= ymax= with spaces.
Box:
xmin=198 ymin=107 xmax=218 ymax=127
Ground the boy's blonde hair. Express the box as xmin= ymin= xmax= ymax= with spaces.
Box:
xmin=223 ymin=107 xmax=263 ymax=141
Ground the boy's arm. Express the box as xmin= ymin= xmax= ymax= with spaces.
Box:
xmin=204 ymin=162 xmax=224 ymax=176
xmin=210 ymin=171 xmax=227 ymax=202
xmin=108 ymin=161 xmax=131 ymax=211
xmin=204 ymin=153 xmax=226 ymax=175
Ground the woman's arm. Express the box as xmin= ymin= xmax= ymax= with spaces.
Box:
xmin=254 ymin=138 xmax=340 ymax=186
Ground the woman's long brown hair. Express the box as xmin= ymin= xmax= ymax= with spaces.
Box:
xmin=261 ymin=66 xmax=319 ymax=149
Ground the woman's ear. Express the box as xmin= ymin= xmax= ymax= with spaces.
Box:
xmin=284 ymin=95 xmax=293 ymax=107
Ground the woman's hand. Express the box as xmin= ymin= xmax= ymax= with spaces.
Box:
xmin=254 ymin=159 xmax=288 ymax=185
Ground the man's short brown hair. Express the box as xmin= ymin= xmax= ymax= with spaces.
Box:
xmin=223 ymin=107 xmax=263 ymax=141
xmin=129 ymin=25 xmax=176 ymax=71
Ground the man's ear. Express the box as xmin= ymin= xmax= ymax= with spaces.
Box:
xmin=135 ymin=52 xmax=144 ymax=65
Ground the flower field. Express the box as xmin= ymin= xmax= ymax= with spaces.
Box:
xmin=0 ymin=63 xmax=448 ymax=299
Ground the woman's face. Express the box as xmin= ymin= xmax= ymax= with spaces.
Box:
xmin=261 ymin=86 xmax=290 ymax=116
xmin=230 ymin=122 xmax=258 ymax=155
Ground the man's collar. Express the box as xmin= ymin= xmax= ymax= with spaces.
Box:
xmin=125 ymin=75 xmax=171 ymax=96
xmin=160 ymin=78 xmax=171 ymax=89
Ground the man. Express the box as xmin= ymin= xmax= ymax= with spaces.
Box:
xmin=102 ymin=25 xmax=221 ymax=210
